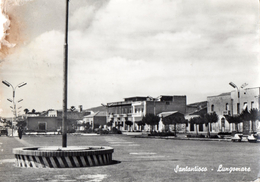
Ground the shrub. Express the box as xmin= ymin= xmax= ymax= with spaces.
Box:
xmin=186 ymin=134 xmax=205 ymax=138
xmin=110 ymin=127 xmax=122 ymax=134
xmin=67 ymin=129 xmax=76 ymax=133
xmin=217 ymin=132 xmax=231 ymax=135
xmin=148 ymin=131 xmax=175 ymax=136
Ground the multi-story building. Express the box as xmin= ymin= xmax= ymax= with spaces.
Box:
xmin=207 ymin=87 xmax=260 ymax=133
xmin=106 ymin=95 xmax=186 ymax=131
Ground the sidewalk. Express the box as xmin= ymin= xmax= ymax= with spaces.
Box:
xmin=130 ymin=132 xmax=251 ymax=142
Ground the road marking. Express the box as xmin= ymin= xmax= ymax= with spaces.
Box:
xmin=129 ymin=152 xmax=157 ymax=155
xmin=109 ymin=142 xmax=134 ymax=143
xmin=110 ymin=144 xmax=140 ymax=147
xmin=0 ymin=159 xmax=15 ymax=164
xmin=0 ymin=149 xmax=3 ymax=152
xmin=134 ymin=155 xmax=166 ymax=158
xmin=76 ymin=174 xmax=108 ymax=182
xmin=14 ymin=137 xmax=33 ymax=147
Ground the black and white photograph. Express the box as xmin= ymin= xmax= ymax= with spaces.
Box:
xmin=0 ymin=0 xmax=259 ymax=181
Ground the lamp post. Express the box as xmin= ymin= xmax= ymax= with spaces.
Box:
xmin=62 ymin=0 xmax=69 ymax=147
xmin=229 ymin=82 xmax=248 ymax=114
xmin=2 ymin=80 xmax=27 ymax=136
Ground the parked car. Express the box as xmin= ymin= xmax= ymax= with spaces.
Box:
xmin=0 ymin=128 xmax=8 ymax=136
xmin=248 ymin=132 xmax=260 ymax=143
xmin=231 ymin=134 xmax=242 ymax=142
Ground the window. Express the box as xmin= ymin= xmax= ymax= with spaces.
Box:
xmin=38 ymin=123 xmax=46 ymax=131
xmin=221 ymin=118 xmax=225 ymax=127
xmin=251 ymin=101 xmax=254 ymax=109
xmin=211 ymin=105 xmax=214 ymax=112
xmin=199 ymin=124 xmax=203 ymax=131
xmin=225 ymin=103 xmax=229 ymax=111
xmin=243 ymin=102 xmax=247 ymax=110
xmin=237 ymin=103 xmax=240 ymax=114
xmin=190 ymin=124 xmax=194 ymax=131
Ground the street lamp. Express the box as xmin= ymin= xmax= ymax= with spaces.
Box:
xmin=2 ymin=80 xmax=27 ymax=136
xmin=229 ymin=82 xmax=248 ymax=114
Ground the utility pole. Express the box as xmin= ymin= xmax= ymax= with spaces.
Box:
xmin=62 ymin=0 xmax=69 ymax=148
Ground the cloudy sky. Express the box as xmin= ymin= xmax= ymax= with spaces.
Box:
xmin=0 ymin=0 xmax=259 ymax=117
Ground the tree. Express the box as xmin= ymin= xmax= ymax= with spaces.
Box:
xmin=142 ymin=113 xmax=160 ymax=131
xmin=240 ymin=108 xmax=251 ymax=133
xmin=189 ymin=117 xmax=204 ymax=136
xmin=70 ymin=106 xmax=76 ymax=112
xmin=16 ymin=120 xmax=27 ymax=128
xmin=203 ymin=112 xmax=219 ymax=137
xmin=24 ymin=108 xmax=29 ymax=114
xmin=136 ymin=121 xmax=146 ymax=131
xmin=249 ymin=108 xmax=259 ymax=133
xmin=225 ymin=115 xmax=243 ymax=132
xmin=162 ymin=113 xmax=186 ymax=136
xmin=125 ymin=120 xmax=133 ymax=131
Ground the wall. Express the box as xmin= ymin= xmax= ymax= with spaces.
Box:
xmin=146 ymin=96 xmax=186 ymax=115
xmin=207 ymin=93 xmax=233 ymax=132
xmin=94 ymin=116 xmax=107 ymax=128
xmin=26 ymin=117 xmax=60 ymax=132
xmin=207 ymin=87 xmax=260 ymax=133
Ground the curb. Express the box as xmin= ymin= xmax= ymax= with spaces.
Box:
xmin=133 ymin=135 xmax=232 ymax=142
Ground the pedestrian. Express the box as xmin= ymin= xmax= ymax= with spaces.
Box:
xmin=18 ymin=126 xmax=23 ymax=139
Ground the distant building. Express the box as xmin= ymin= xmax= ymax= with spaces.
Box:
xmin=106 ymin=95 xmax=186 ymax=131
xmin=25 ymin=109 xmax=85 ymax=133
xmin=82 ymin=111 xmax=107 ymax=130
xmin=207 ymin=87 xmax=260 ymax=133
xmin=185 ymin=101 xmax=207 ymax=133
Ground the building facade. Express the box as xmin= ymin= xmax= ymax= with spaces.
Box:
xmin=207 ymin=87 xmax=260 ymax=133
xmin=106 ymin=95 xmax=186 ymax=131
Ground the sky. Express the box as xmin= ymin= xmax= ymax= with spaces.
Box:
xmin=0 ymin=0 xmax=259 ymax=117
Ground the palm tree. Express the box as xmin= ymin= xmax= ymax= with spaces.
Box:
xmin=203 ymin=112 xmax=219 ymax=137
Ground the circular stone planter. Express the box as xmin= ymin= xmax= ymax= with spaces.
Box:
xmin=13 ymin=146 xmax=114 ymax=168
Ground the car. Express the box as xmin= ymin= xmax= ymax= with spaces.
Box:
xmin=247 ymin=132 xmax=260 ymax=143
xmin=231 ymin=134 xmax=242 ymax=142
xmin=0 ymin=128 xmax=8 ymax=136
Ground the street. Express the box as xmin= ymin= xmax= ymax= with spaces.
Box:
xmin=0 ymin=134 xmax=259 ymax=182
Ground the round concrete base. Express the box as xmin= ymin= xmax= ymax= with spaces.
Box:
xmin=13 ymin=146 xmax=114 ymax=168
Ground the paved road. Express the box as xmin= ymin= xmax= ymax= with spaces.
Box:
xmin=0 ymin=134 xmax=259 ymax=182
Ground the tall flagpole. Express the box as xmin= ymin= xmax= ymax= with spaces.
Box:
xmin=62 ymin=0 xmax=69 ymax=148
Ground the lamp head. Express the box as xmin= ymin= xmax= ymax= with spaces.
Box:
xmin=229 ymin=82 xmax=237 ymax=88
xmin=18 ymin=82 xmax=27 ymax=88
xmin=7 ymin=98 xmax=13 ymax=103
xmin=240 ymin=83 xmax=248 ymax=89
xmin=2 ymin=80 xmax=10 ymax=87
